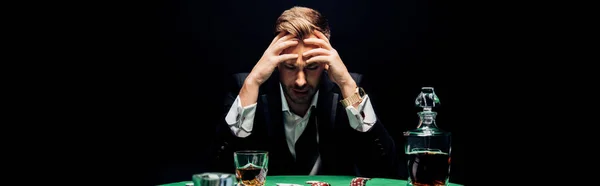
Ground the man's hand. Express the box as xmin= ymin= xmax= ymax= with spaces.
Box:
xmin=247 ymin=32 xmax=299 ymax=86
xmin=303 ymin=30 xmax=358 ymax=99
xmin=239 ymin=32 xmax=299 ymax=107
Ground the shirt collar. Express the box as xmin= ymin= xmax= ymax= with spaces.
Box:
xmin=280 ymin=83 xmax=319 ymax=112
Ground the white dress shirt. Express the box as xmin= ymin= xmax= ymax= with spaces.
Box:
xmin=224 ymin=83 xmax=378 ymax=175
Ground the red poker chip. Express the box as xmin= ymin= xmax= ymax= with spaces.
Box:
xmin=350 ymin=177 xmax=371 ymax=186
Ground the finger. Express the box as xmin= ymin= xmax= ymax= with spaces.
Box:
xmin=275 ymin=34 xmax=296 ymax=45
xmin=325 ymin=64 xmax=330 ymax=71
xmin=276 ymin=54 xmax=299 ymax=64
xmin=272 ymin=40 xmax=299 ymax=54
xmin=303 ymin=48 xmax=330 ymax=58
xmin=314 ymin=30 xmax=330 ymax=44
xmin=303 ymin=38 xmax=332 ymax=50
xmin=306 ymin=56 xmax=329 ymax=65
xmin=270 ymin=32 xmax=286 ymax=46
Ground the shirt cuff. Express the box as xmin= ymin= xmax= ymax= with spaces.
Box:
xmin=225 ymin=95 xmax=257 ymax=137
xmin=345 ymin=94 xmax=377 ymax=132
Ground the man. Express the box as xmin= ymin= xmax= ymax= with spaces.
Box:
xmin=212 ymin=6 xmax=402 ymax=178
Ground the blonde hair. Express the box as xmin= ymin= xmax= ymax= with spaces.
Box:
xmin=275 ymin=6 xmax=331 ymax=40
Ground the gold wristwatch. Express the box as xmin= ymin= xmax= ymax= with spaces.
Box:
xmin=340 ymin=87 xmax=366 ymax=107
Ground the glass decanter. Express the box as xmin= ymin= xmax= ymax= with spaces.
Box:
xmin=404 ymin=87 xmax=451 ymax=186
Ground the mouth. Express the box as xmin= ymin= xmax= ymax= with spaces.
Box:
xmin=292 ymin=89 xmax=309 ymax=96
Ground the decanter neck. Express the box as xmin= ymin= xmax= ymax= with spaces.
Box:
xmin=417 ymin=111 xmax=438 ymax=129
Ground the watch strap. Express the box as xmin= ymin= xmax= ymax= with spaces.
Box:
xmin=340 ymin=87 xmax=365 ymax=107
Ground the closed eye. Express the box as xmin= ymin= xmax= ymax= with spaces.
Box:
xmin=284 ymin=64 xmax=296 ymax=70
xmin=306 ymin=63 xmax=319 ymax=70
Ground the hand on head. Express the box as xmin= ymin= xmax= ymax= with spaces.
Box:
xmin=301 ymin=30 xmax=355 ymax=90
xmin=247 ymin=32 xmax=300 ymax=86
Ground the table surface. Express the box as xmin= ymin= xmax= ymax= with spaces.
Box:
xmin=160 ymin=175 xmax=463 ymax=186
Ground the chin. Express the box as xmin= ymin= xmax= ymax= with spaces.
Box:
xmin=291 ymin=97 xmax=310 ymax=104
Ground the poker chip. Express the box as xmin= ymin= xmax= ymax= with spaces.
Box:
xmin=350 ymin=177 xmax=371 ymax=186
xmin=306 ymin=181 xmax=331 ymax=186
xmin=185 ymin=182 xmax=193 ymax=186
xmin=310 ymin=182 xmax=330 ymax=186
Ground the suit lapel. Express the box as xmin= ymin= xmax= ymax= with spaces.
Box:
xmin=317 ymin=71 xmax=337 ymax=129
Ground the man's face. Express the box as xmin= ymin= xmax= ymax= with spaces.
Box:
xmin=278 ymin=34 xmax=325 ymax=105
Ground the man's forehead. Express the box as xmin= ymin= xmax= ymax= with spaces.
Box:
xmin=282 ymin=39 xmax=319 ymax=53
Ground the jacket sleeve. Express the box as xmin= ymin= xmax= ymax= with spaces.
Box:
xmin=343 ymin=73 xmax=406 ymax=179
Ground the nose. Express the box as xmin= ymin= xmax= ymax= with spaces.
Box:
xmin=295 ymin=70 xmax=307 ymax=88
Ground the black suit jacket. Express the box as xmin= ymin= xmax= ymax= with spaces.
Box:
xmin=210 ymin=71 xmax=403 ymax=178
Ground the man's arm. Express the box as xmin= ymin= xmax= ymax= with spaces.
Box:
xmin=340 ymin=76 xmax=404 ymax=179
xmin=225 ymin=95 xmax=257 ymax=137
xmin=224 ymin=72 xmax=264 ymax=137
xmin=344 ymin=88 xmax=376 ymax=132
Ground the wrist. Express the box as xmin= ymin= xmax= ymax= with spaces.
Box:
xmin=339 ymin=80 xmax=358 ymax=99
xmin=243 ymin=76 xmax=260 ymax=90
xmin=239 ymin=76 xmax=260 ymax=107
xmin=245 ymin=73 xmax=264 ymax=87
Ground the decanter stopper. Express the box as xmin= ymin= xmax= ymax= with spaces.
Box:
xmin=415 ymin=87 xmax=440 ymax=112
